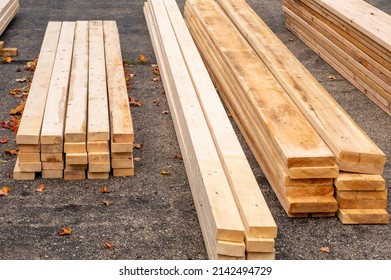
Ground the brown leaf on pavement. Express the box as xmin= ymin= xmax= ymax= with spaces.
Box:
xmin=0 ymin=138 xmax=8 ymax=144
xmin=0 ymin=186 xmax=12 ymax=196
xmin=320 ymin=247 xmax=330 ymax=253
xmin=103 ymin=242 xmax=114 ymax=249
xmin=58 ymin=227 xmax=72 ymax=236
xmin=4 ymin=149 xmax=18 ymax=156
xmin=9 ymin=101 xmax=25 ymax=115
xmin=102 ymin=200 xmax=112 ymax=206
xmin=100 ymin=186 xmax=112 ymax=194
xmin=36 ymin=183 xmax=45 ymax=192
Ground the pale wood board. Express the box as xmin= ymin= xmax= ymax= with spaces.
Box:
xmin=245 ymin=237 xmax=275 ymax=253
xmin=19 ymin=161 xmax=41 ymax=172
xmin=216 ymin=240 xmax=246 ymax=257
xmin=42 ymin=161 xmax=64 ymax=170
xmin=40 ymin=22 xmax=75 ymax=145
xmin=64 ymin=170 xmax=86 ymax=180
xmin=64 ymin=21 xmax=89 ymax=143
xmin=164 ymin=0 xmax=276 ymax=238
xmin=88 ymin=20 xmax=110 ymax=141
xmin=148 ymin=0 xmax=245 ymax=243
xmin=103 ymin=20 xmax=134 ymax=143
xmin=88 ymin=152 xmax=110 ymax=163
xmin=41 ymin=153 xmax=63 ymax=162
xmin=214 ymin=0 xmax=386 ymax=172
xmin=19 ymin=152 xmax=40 ymax=162
xmin=18 ymin=144 xmax=40 ymax=153
xmin=87 ymin=171 xmax=109 ymax=180
xmin=334 ymin=172 xmax=386 ymax=191
xmin=41 ymin=169 xmax=63 ymax=179
xmin=66 ymin=153 xmax=88 ymax=165
xmin=337 ymin=209 xmax=390 ymax=224
xmin=64 ymin=142 xmax=86 ymax=153
xmin=41 ymin=144 xmax=62 ymax=153
xmin=13 ymin=156 xmax=35 ymax=180
xmin=0 ymin=0 xmax=19 ymax=36
xmin=16 ymin=22 xmax=62 ymax=144
xmin=112 ymin=168 xmax=134 ymax=177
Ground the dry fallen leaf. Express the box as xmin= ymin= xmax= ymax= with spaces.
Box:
xmin=4 ymin=149 xmax=18 ymax=156
xmin=150 ymin=63 xmax=158 ymax=68
xmin=25 ymin=57 xmax=38 ymax=71
xmin=129 ymin=97 xmax=143 ymax=107
xmin=174 ymin=154 xmax=183 ymax=160
xmin=0 ymin=138 xmax=8 ymax=144
xmin=100 ymin=186 xmax=112 ymax=194
xmin=133 ymin=143 xmax=144 ymax=149
xmin=152 ymin=67 xmax=160 ymax=75
xmin=36 ymin=183 xmax=45 ymax=192
xmin=0 ymin=186 xmax=12 ymax=196
xmin=103 ymin=242 xmax=114 ymax=249
xmin=160 ymin=171 xmax=172 ymax=176
xmin=152 ymin=76 xmax=160 ymax=82
xmin=320 ymin=247 xmax=330 ymax=253
xmin=327 ymin=75 xmax=337 ymax=81
xmin=2 ymin=56 xmax=13 ymax=63
xmin=138 ymin=54 xmax=148 ymax=63
xmin=134 ymin=157 xmax=142 ymax=162
xmin=102 ymin=200 xmax=112 ymax=206
xmin=9 ymin=101 xmax=25 ymax=115
xmin=58 ymin=227 xmax=72 ymax=236
xmin=153 ymin=99 xmax=160 ymax=106
xmin=161 ymin=110 xmax=169 ymax=115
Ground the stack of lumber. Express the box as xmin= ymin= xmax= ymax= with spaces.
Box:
xmin=0 ymin=0 xmax=20 ymax=56
xmin=14 ymin=20 xmax=134 ymax=180
xmin=283 ymin=0 xmax=391 ymax=116
xmin=144 ymin=0 xmax=277 ymax=260
xmin=185 ymin=0 xmax=388 ymax=224
xmin=185 ymin=0 xmax=340 ymax=218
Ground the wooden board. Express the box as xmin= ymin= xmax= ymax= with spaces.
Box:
xmin=66 ymin=153 xmax=88 ymax=165
xmin=64 ymin=142 xmax=86 ymax=153
xmin=88 ymin=20 xmax=110 ymax=141
xmin=103 ymin=20 xmax=134 ymax=143
xmin=64 ymin=170 xmax=86 ymax=180
xmin=163 ymin=0 xmax=276 ymax=238
xmin=42 ymin=161 xmax=64 ymax=170
xmin=0 ymin=0 xmax=19 ymax=37
xmin=213 ymin=0 xmax=386 ymax=173
xmin=186 ymin=0 xmax=337 ymax=179
xmin=245 ymin=237 xmax=275 ymax=253
xmin=42 ymin=169 xmax=63 ymax=179
xmin=18 ymin=161 xmax=41 ymax=172
xmin=16 ymin=22 xmax=62 ymax=144
xmin=146 ymin=0 xmax=245 ymax=245
xmin=87 ymin=171 xmax=109 ymax=180
xmin=13 ymin=156 xmax=35 ymax=180
xmin=112 ymin=168 xmax=134 ymax=177
xmin=334 ymin=172 xmax=385 ymax=191
xmin=337 ymin=209 xmax=390 ymax=224
xmin=40 ymin=22 xmax=75 ymax=145
xmin=64 ymin=21 xmax=89 ymax=143
xmin=216 ymin=240 xmax=246 ymax=257
xmin=17 ymin=144 xmax=40 ymax=153
xmin=18 ymin=152 xmax=40 ymax=162
xmin=41 ymin=144 xmax=62 ymax=153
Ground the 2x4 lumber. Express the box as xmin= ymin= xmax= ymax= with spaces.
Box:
xmin=112 ymin=168 xmax=134 ymax=177
xmin=13 ymin=156 xmax=35 ymax=180
xmin=64 ymin=170 xmax=85 ymax=180
xmin=0 ymin=0 xmax=19 ymax=36
xmin=285 ymin=0 xmax=391 ymax=89
xmin=111 ymin=142 xmax=133 ymax=153
xmin=41 ymin=153 xmax=62 ymax=162
xmin=18 ymin=144 xmax=40 ymax=153
xmin=18 ymin=152 xmax=40 ymax=162
xmin=216 ymin=0 xmax=386 ymax=174
xmin=40 ymin=21 xmax=75 ymax=145
xmin=64 ymin=21 xmax=89 ymax=143
xmin=187 ymin=0 xmax=337 ymax=179
xmin=246 ymin=251 xmax=275 ymax=260
xmin=42 ymin=161 xmax=64 ymax=170
xmin=245 ymin=237 xmax=275 ymax=253
xmin=284 ymin=9 xmax=391 ymax=110
xmin=337 ymin=209 xmax=390 ymax=224
xmin=18 ymin=161 xmax=41 ymax=172
xmin=41 ymin=169 xmax=62 ymax=179
xmin=299 ymin=0 xmax=391 ymax=67
xmin=334 ymin=172 xmax=385 ymax=191
xmin=163 ymin=0 xmax=276 ymax=238
xmin=103 ymin=21 xmax=134 ymax=143
xmin=16 ymin=22 xmax=62 ymax=145
xmin=146 ymin=0 xmax=245 ymax=244
xmin=88 ymin=20 xmax=110 ymax=141
xmin=87 ymin=140 xmax=109 ymax=152
xmin=41 ymin=144 xmax=62 ymax=153
xmin=216 ymin=240 xmax=246 ymax=257
xmin=312 ymin=0 xmax=391 ymax=52
xmin=185 ymin=10 xmax=336 ymax=215
xmin=64 ymin=142 xmax=86 ymax=153
xmin=284 ymin=15 xmax=391 ymax=117
xmin=0 ymin=47 xmax=17 ymax=56
xmin=88 ymin=152 xmax=110 ymax=162
xmin=335 ymin=189 xmax=388 ymax=200
xmin=66 ymin=153 xmax=87 ymax=165
xmin=111 ymin=158 xmax=133 ymax=169
xmin=87 ymin=171 xmax=109 ymax=180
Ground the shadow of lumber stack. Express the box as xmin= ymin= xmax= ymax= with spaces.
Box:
xmin=0 ymin=0 xmax=20 ymax=56
xmin=14 ymin=20 xmax=134 ymax=180
xmin=144 ymin=0 xmax=277 ymax=260
xmin=282 ymin=0 xmax=389 ymax=223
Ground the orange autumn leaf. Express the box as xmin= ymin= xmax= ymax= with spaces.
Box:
xmin=9 ymin=101 xmax=25 ymax=115
xmin=2 ymin=56 xmax=13 ymax=63
xmin=103 ymin=242 xmax=114 ymax=249
xmin=58 ymin=227 xmax=72 ymax=236
xmin=138 ymin=54 xmax=148 ymax=63
xmin=174 ymin=154 xmax=183 ymax=160
xmin=36 ymin=183 xmax=45 ymax=192
xmin=100 ymin=186 xmax=112 ymax=194
xmin=129 ymin=96 xmax=143 ymax=107
xmin=133 ymin=143 xmax=144 ymax=149
xmin=25 ymin=57 xmax=38 ymax=71
xmin=0 ymin=138 xmax=8 ymax=144
xmin=0 ymin=186 xmax=12 ymax=196
xmin=160 ymin=170 xmax=171 ymax=176
xmin=152 ymin=67 xmax=160 ymax=75
xmin=320 ymin=247 xmax=330 ymax=253
xmin=4 ymin=149 xmax=18 ymax=156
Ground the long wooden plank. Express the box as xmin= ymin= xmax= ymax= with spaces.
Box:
xmin=103 ymin=20 xmax=134 ymax=143
xmin=185 ymin=8 xmax=337 ymax=215
xmin=144 ymin=3 xmax=232 ymax=259
xmin=64 ymin=21 xmax=89 ymax=143
xmin=313 ymin=0 xmax=391 ymax=51
xmin=88 ymin=20 xmax=110 ymax=141
xmin=162 ymin=0 xmax=276 ymax=239
xmin=0 ymin=0 xmax=19 ymax=36
xmin=147 ymin=0 xmax=245 ymax=243
xmin=40 ymin=22 xmax=75 ymax=145
xmin=187 ymin=0 xmax=336 ymax=178
xmin=334 ymin=172 xmax=385 ymax=191
xmin=283 ymin=7 xmax=391 ymax=108
xmin=285 ymin=15 xmax=391 ymax=117
xmin=16 ymin=22 xmax=62 ymax=144
xmin=215 ymin=0 xmax=386 ymax=173
xmin=337 ymin=209 xmax=390 ymax=224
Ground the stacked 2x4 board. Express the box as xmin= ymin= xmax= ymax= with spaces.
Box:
xmin=282 ymin=0 xmax=390 ymax=223
xmin=283 ymin=0 xmax=391 ymax=116
xmin=184 ymin=0 xmax=388 ymax=224
xmin=14 ymin=20 xmax=134 ymax=180
xmin=144 ymin=0 xmax=277 ymax=260
xmin=0 ymin=0 xmax=20 ymax=56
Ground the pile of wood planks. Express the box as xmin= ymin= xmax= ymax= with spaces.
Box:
xmin=283 ymin=0 xmax=391 ymax=116
xmin=144 ymin=0 xmax=277 ymax=260
xmin=185 ymin=0 xmax=389 ymax=224
xmin=0 ymin=0 xmax=19 ymax=56
xmin=14 ymin=20 xmax=134 ymax=180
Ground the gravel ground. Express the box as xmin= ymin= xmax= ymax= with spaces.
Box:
xmin=0 ymin=0 xmax=390 ymax=260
